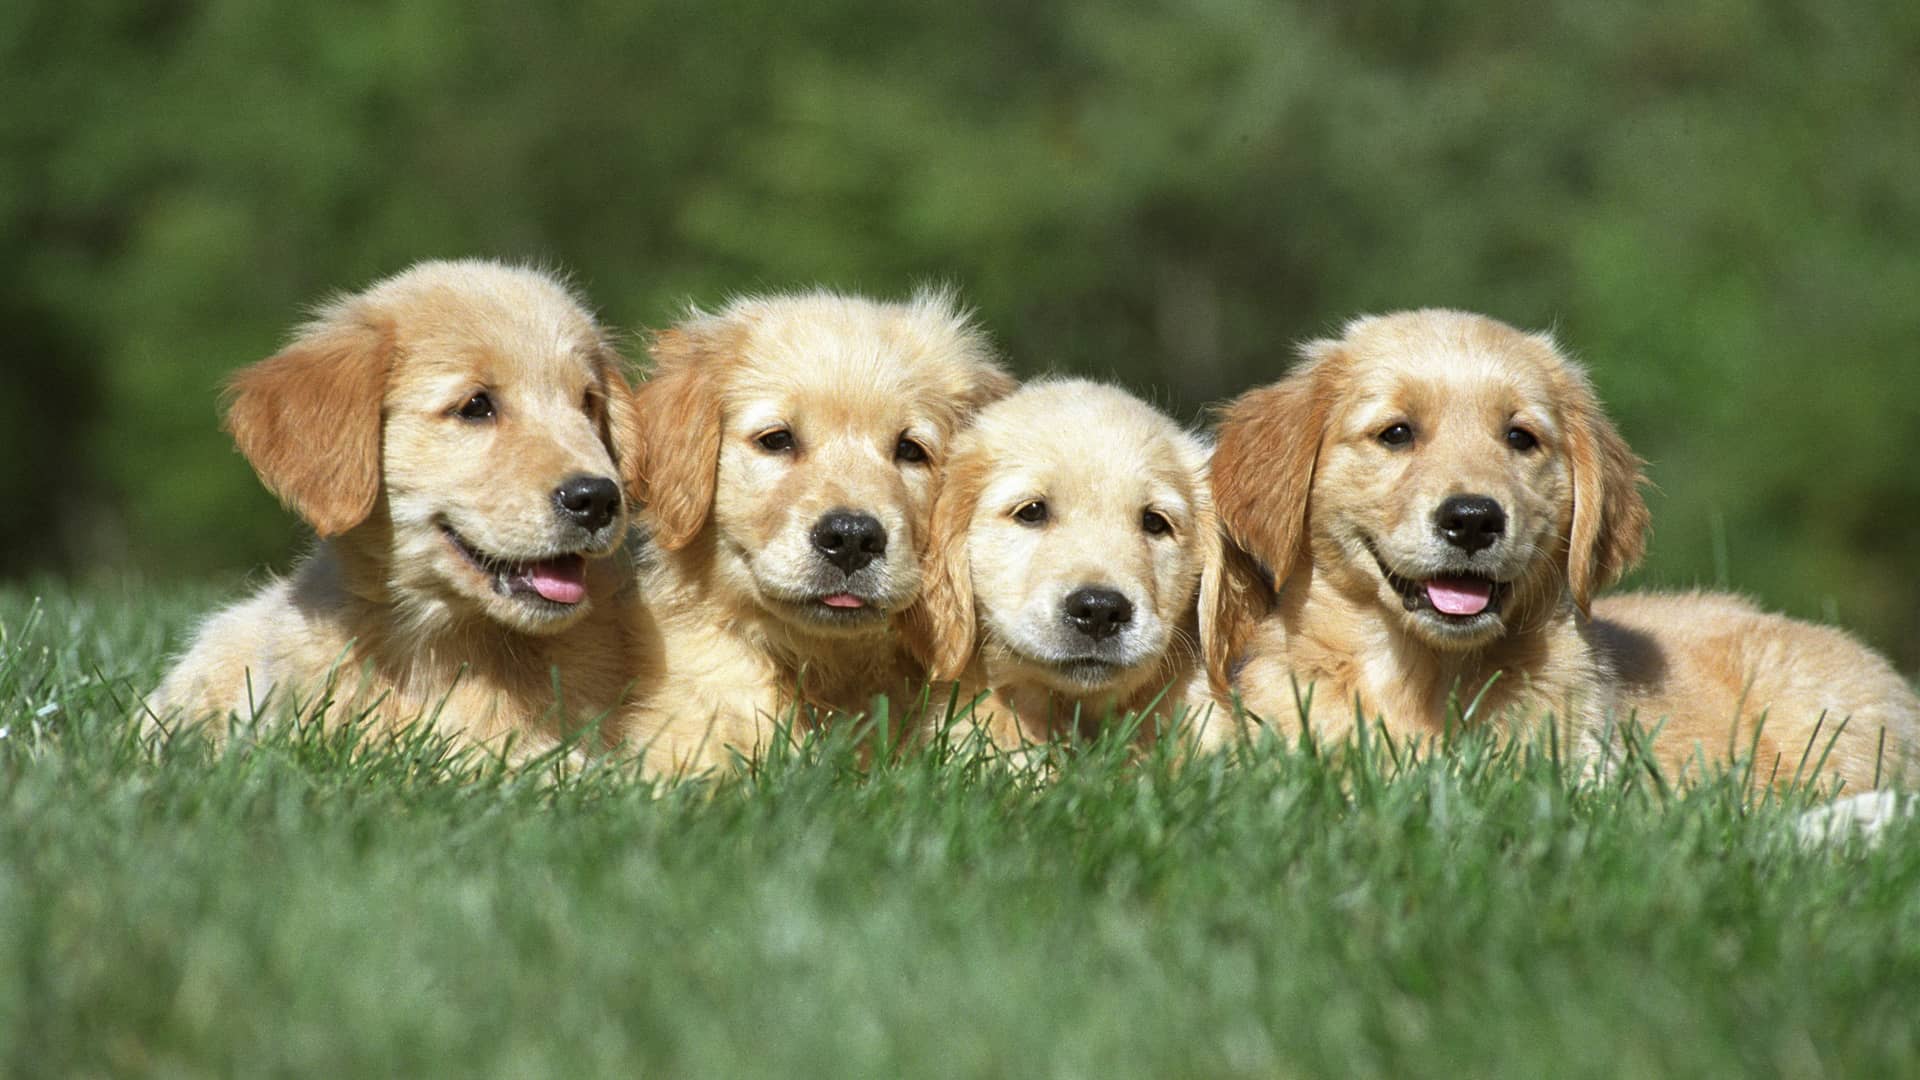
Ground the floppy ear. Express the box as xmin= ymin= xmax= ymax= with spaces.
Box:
xmin=1562 ymin=371 xmax=1649 ymax=613
xmin=222 ymin=316 xmax=393 ymax=537
xmin=1198 ymin=510 xmax=1274 ymax=698
xmin=597 ymin=348 xmax=644 ymax=506
xmin=626 ymin=325 xmax=729 ymax=550
xmin=1209 ymin=356 xmax=1332 ymax=590
xmin=901 ymin=457 xmax=983 ymax=681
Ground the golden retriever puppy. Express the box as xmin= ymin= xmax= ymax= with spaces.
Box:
xmin=1591 ymin=591 xmax=1919 ymax=789
xmin=620 ymin=289 xmax=1013 ymax=774
xmin=1205 ymin=309 xmax=1650 ymax=754
xmin=149 ymin=260 xmax=646 ymax=757
xmin=908 ymin=379 xmax=1221 ymax=751
xmin=1207 ymin=309 xmax=1918 ymax=789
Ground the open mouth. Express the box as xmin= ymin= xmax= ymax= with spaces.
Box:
xmin=1367 ymin=542 xmax=1509 ymax=623
xmin=811 ymin=593 xmax=887 ymax=624
xmin=776 ymin=590 xmax=888 ymax=624
xmin=441 ymin=523 xmax=590 ymax=607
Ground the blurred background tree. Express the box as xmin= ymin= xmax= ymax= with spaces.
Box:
xmin=3 ymin=0 xmax=1916 ymax=669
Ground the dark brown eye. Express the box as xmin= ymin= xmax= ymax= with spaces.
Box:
xmin=755 ymin=429 xmax=795 ymax=453
xmin=1012 ymin=500 xmax=1048 ymax=525
xmin=1378 ymin=422 xmax=1413 ymax=448
xmin=1142 ymin=510 xmax=1172 ymax=536
xmin=582 ymin=390 xmax=598 ymax=418
xmin=1506 ymin=427 xmax=1539 ymax=452
xmin=895 ymin=435 xmax=929 ymax=464
xmin=456 ymin=392 xmax=495 ymax=421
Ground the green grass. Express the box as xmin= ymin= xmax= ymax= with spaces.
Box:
xmin=4 ymin=581 xmax=1919 ymax=1078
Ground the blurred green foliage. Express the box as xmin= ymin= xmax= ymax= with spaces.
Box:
xmin=3 ymin=1 xmax=1916 ymax=667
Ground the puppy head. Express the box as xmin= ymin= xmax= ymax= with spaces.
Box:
xmin=627 ymin=288 xmax=1013 ymax=638
xmin=225 ymin=260 xmax=635 ymax=635
xmin=1212 ymin=309 xmax=1647 ymax=655
xmin=911 ymin=380 xmax=1214 ymax=700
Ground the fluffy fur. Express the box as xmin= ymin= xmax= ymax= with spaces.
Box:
xmin=1592 ymin=591 xmax=1919 ymax=789
xmin=148 ymin=260 xmax=647 ymax=756
xmin=620 ymin=289 xmax=1014 ymax=775
xmin=1206 ymin=309 xmax=1919 ymax=789
xmin=1205 ymin=309 xmax=1649 ymax=753
xmin=908 ymin=379 xmax=1221 ymax=750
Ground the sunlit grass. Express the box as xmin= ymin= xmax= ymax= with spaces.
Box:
xmin=3 ymin=581 xmax=1917 ymax=1078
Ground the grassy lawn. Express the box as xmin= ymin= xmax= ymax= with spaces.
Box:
xmin=3 ymin=581 xmax=1918 ymax=1078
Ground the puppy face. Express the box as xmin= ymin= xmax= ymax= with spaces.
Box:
xmin=1313 ymin=319 xmax=1580 ymax=648
xmin=225 ymin=261 xmax=635 ymax=635
xmin=916 ymin=380 xmax=1215 ymax=698
xmin=1212 ymin=310 xmax=1648 ymax=656
xmin=628 ymin=290 xmax=1013 ymax=638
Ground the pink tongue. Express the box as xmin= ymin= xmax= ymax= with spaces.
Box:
xmin=527 ymin=557 xmax=588 ymax=605
xmin=821 ymin=593 xmax=866 ymax=609
xmin=1426 ymin=577 xmax=1492 ymax=616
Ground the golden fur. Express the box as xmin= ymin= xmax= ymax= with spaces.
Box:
xmin=1206 ymin=309 xmax=1918 ymax=789
xmin=1592 ymin=591 xmax=1919 ymax=789
xmin=1205 ymin=310 xmax=1650 ymax=753
xmin=620 ymin=289 xmax=1013 ymax=775
xmin=149 ymin=260 xmax=647 ymax=756
xmin=909 ymin=380 xmax=1220 ymax=750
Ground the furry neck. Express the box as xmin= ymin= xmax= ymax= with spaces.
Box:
xmin=976 ymin=622 xmax=1197 ymax=743
xmin=644 ymin=528 xmax=921 ymax=708
xmin=300 ymin=531 xmax=567 ymax=698
xmin=1279 ymin=558 xmax=1582 ymax=731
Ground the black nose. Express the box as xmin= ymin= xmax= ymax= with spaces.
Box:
xmin=1062 ymin=587 xmax=1133 ymax=641
xmin=1433 ymin=494 xmax=1506 ymax=553
xmin=810 ymin=510 xmax=887 ymax=574
xmin=553 ymin=474 xmax=622 ymax=533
